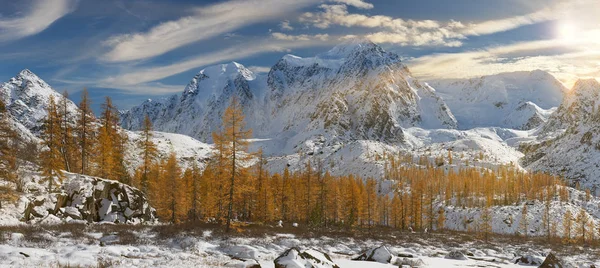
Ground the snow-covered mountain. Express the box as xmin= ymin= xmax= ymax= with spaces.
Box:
xmin=428 ymin=70 xmax=567 ymax=130
xmin=525 ymin=79 xmax=600 ymax=192
xmin=541 ymin=78 xmax=600 ymax=135
xmin=0 ymin=69 xmax=79 ymax=134
xmin=121 ymin=41 xmax=457 ymax=154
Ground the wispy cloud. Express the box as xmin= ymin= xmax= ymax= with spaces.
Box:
xmin=0 ymin=0 xmax=76 ymax=42
xmin=299 ymin=4 xmax=467 ymax=47
xmin=272 ymin=32 xmax=330 ymax=41
xmin=279 ymin=20 xmax=294 ymax=31
xmin=330 ymin=0 xmax=373 ymax=9
xmin=102 ymin=0 xmax=320 ymax=62
xmin=298 ymin=2 xmax=568 ymax=47
xmin=460 ymin=6 xmax=557 ymax=36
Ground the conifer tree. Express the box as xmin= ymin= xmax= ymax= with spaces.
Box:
xmin=187 ymin=162 xmax=202 ymax=221
xmin=150 ymin=152 xmax=184 ymax=223
xmin=480 ymin=206 xmax=492 ymax=241
xmin=542 ymin=196 xmax=552 ymax=241
xmin=0 ymin=99 xmax=19 ymax=208
xmin=93 ymin=97 xmax=129 ymax=183
xmin=563 ymin=210 xmax=573 ymax=243
xmin=40 ymin=96 xmax=64 ymax=191
xmin=138 ymin=115 xmax=158 ymax=193
xmin=59 ymin=91 xmax=77 ymax=172
xmin=254 ymin=148 xmax=268 ymax=221
xmin=576 ymin=208 xmax=589 ymax=243
xmin=76 ymin=88 xmax=95 ymax=175
xmin=217 ymin=97 xmax=252 ymax=232
xmin=519 ymin=203 xmax=528 ymax=237
xmin=436 ymin=207 xmax=445 ymax=231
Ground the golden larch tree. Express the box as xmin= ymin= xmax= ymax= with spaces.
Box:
xmin=40 ymin=95 xmax=64 ymax=191
xmin=76 ymin=88 xmax=95 ymax=175
xmin=215 ymin=97 xmax=252 ymax=232
xmin=0 ymin=99 xmax=20 ymax=208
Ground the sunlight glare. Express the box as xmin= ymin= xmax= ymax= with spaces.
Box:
xmin=558 ymin=22 xmax=578 ymax=42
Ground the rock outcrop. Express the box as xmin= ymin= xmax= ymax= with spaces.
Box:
xmin=24 ymin=174 xmax=156 ymax=224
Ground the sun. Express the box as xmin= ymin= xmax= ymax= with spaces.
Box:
xmin=557 ymin=22 xmax=578 ymax=42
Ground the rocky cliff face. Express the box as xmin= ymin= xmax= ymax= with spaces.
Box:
xmin=121 ymin=40 xmax=457 ymax=154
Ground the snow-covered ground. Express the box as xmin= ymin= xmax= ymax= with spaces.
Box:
xmin=0 ymin=225 xmax=596 ymax=267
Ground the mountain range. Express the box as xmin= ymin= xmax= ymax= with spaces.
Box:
xmin=3 ymin=40 xmax=600 ymax=191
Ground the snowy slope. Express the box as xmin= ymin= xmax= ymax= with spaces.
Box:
xmin=429 ymin=70 xmax=566 ymax=130
xmin=121 ymin=40 xmax=457 ymax=155
xmin=124 ymin=131 xmax=213 ymax=172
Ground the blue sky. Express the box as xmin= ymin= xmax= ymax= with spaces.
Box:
xmin=0 ymin=0 xmax=599 ymax=113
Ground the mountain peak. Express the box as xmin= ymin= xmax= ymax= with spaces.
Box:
xmin=572 ymin=78 xmax=600 ymax=91
xmin=198 ymin=61 xmax=254 ymax=80
xmin=322 ymin=38 xmax=381 ymax=59
xmin=18 ymin=69 xmax=35 ymax=77
xmin=569 ymin=78 xmax=600 ymax=101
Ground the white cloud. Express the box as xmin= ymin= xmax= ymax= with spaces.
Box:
xmin=300 ymin=4 xmax=467 ymax=47
xmin=272 ymin=32 xmax=329 ymax=41
xmin=364 ymin=32 xmax=463 ymax=47
xmin=279 ymin=20 xmax=294 ymax=31
xmin=0 ymin=0 xmax=76 ymax=42
xmin=298 ymin=2 xmax=575 ymax=47
xmin=102 ymin=0 xmax=319 ymax=62
xmin=461 ymin=7 xmax=557 ymax=36
xmin=330 ymin=0 xmax=373 ymax=9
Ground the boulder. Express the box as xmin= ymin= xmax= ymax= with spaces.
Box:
xmin=23 ymin=174 xmax=156 ymax=224
xmin=539 ymin=253 xmax=563 ymax=268
xmin=513 ymin=255 xmax=543 ymax=266
xmin=445 ymin=250 xmax=467 ymax=260
xmin=225 ymin=245 xmax=260 ymax=260
xmin=226 ymin=257 xmax=261 ymax=268
xmin=352 ymin=245 xmax=393 ymax=263
xmin=274 ymin=248 xmax=339 ymax=268
xmin=395 ymin=257 xmax=425 ymax=267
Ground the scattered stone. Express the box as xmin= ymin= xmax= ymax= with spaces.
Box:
xmin=395 ymin=257 xmax=425 ymax=267
xmin=352 ymin=245 xmax=393 ymax=263
xmin=513 ymin=255 xmax=543 ymax=266
xmin=397 ymin=252 xmax=414 ymax=258
xmin=539 ymin=253 xmax=563 ymax=268
xmin=19 ymin=252 xmax=29 ymax=258
xmin=274 ymin=248 xmax=339 ymax=268
xmin=226 ymin=257 xmax=261 ymax=268
xmin=445 ymin=250 xmax=467 ymax=260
